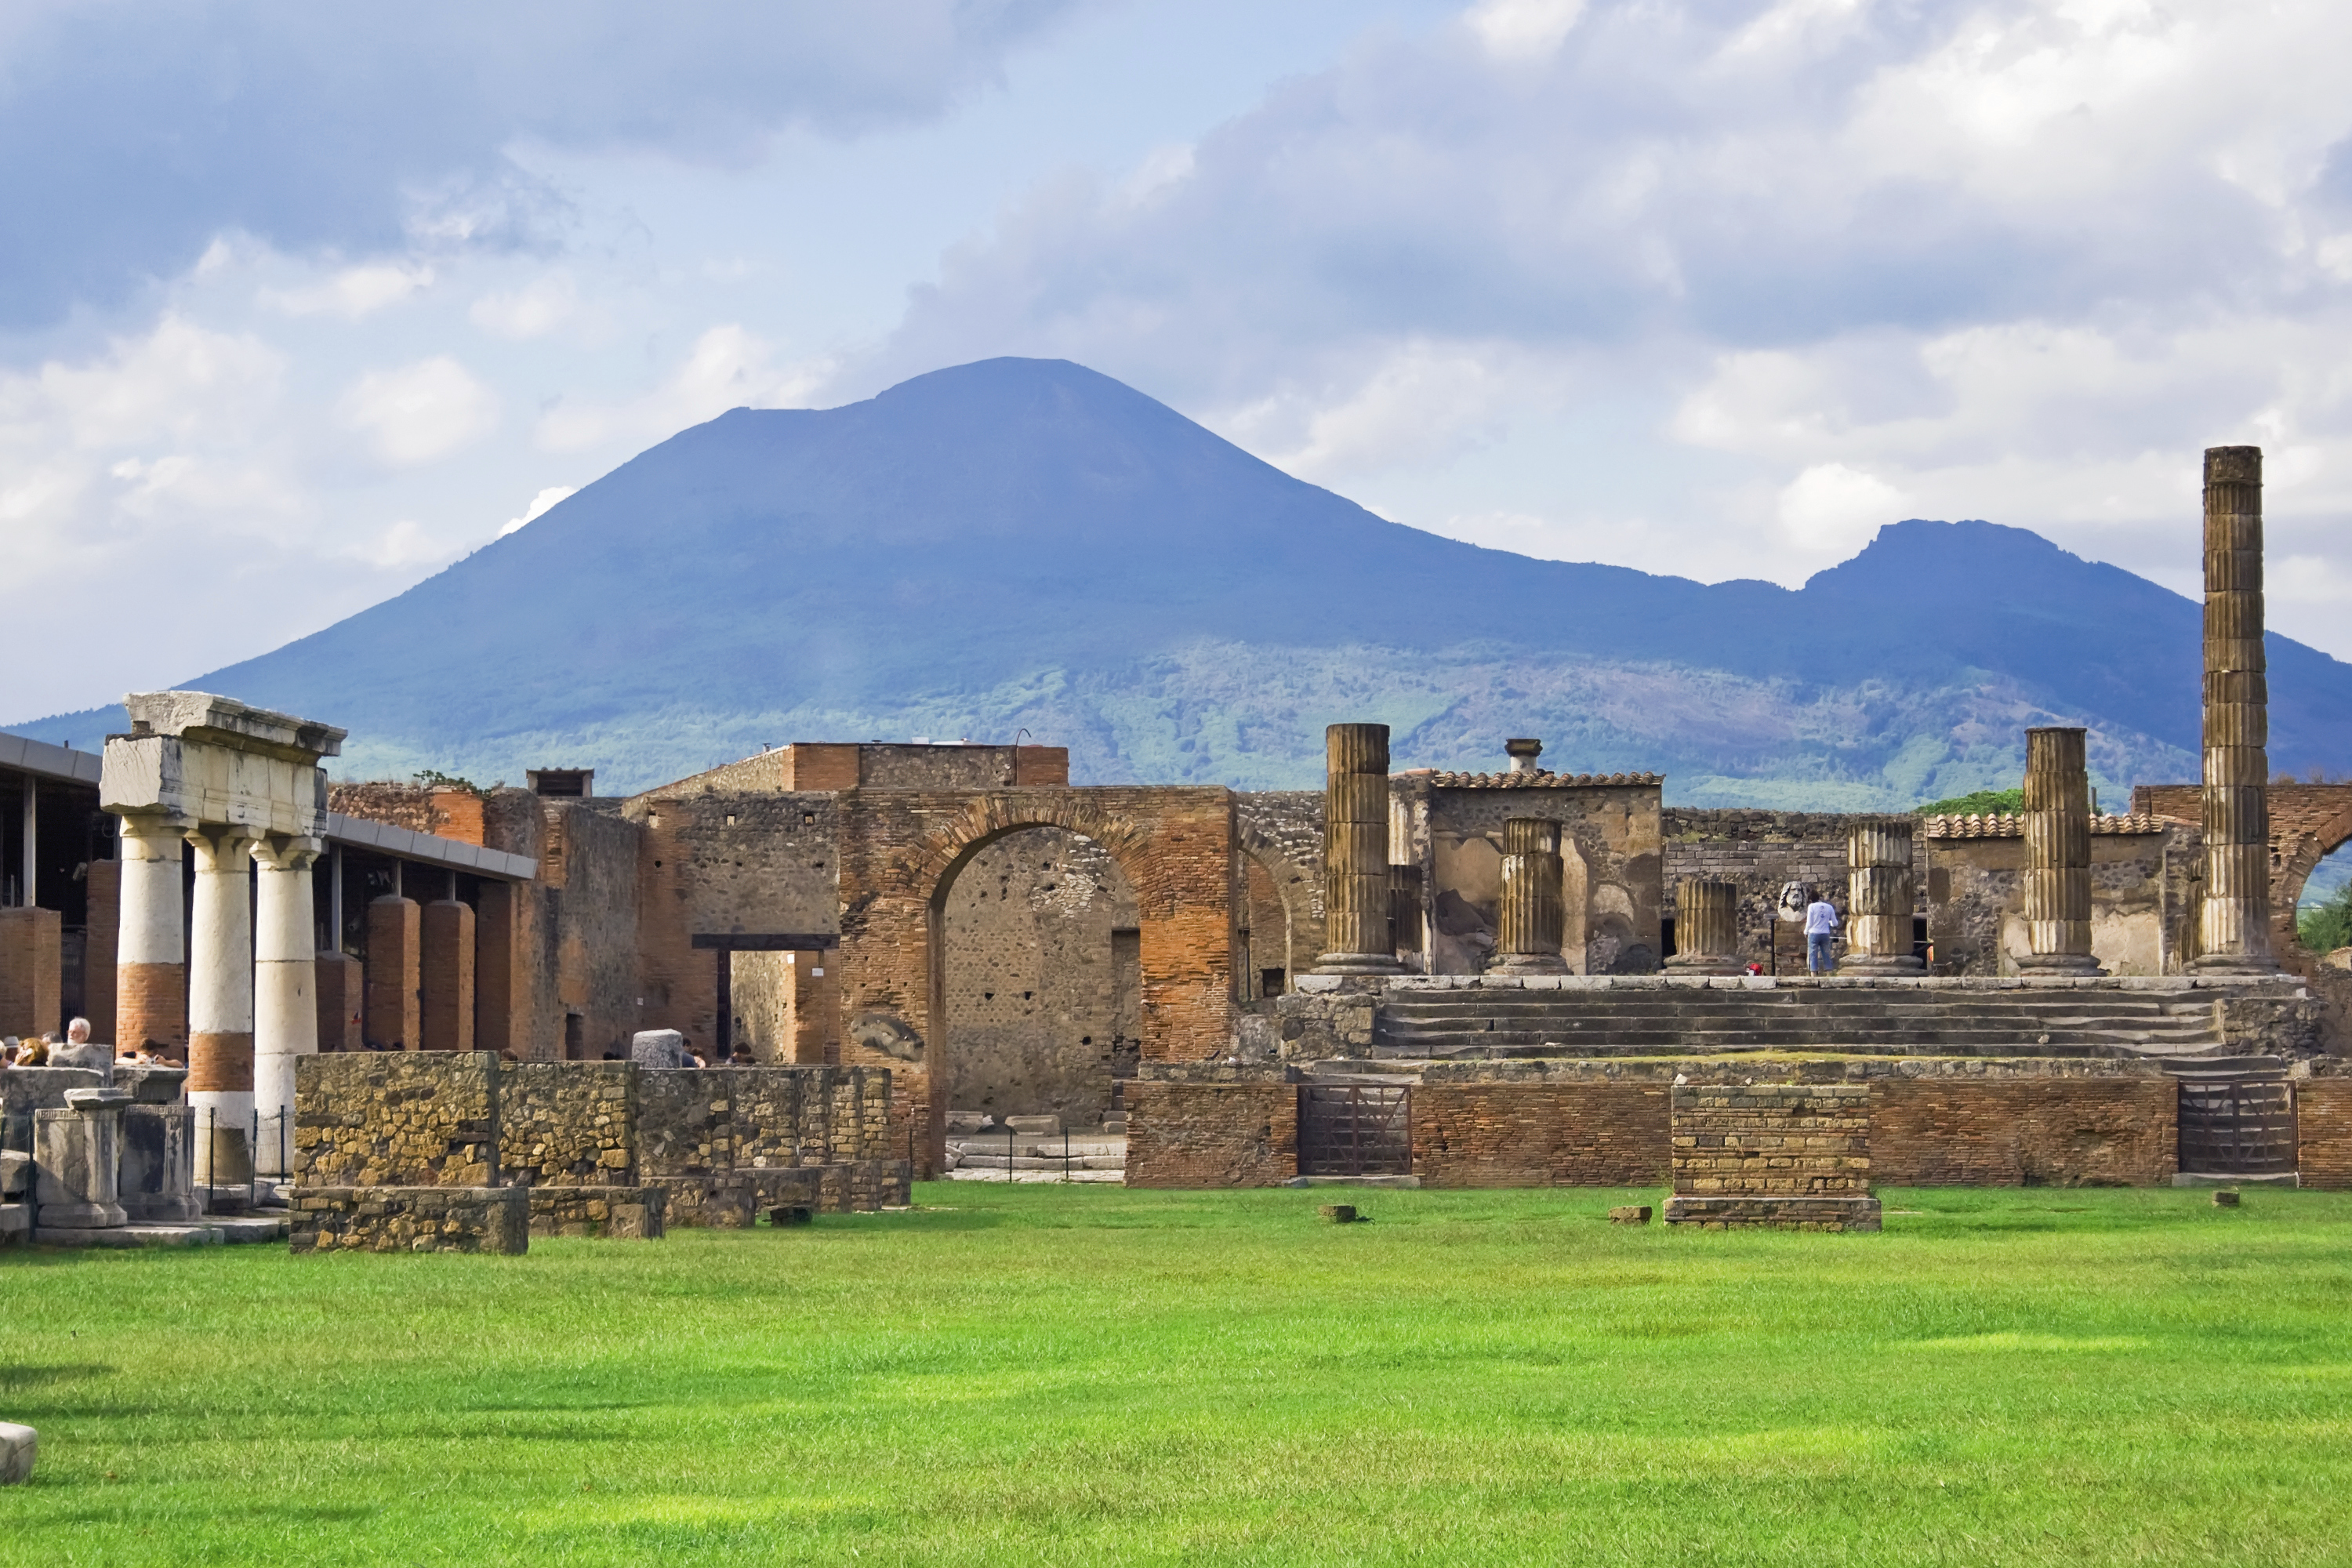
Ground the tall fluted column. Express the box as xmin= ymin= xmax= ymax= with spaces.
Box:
xmin=187 ymin=822 xmax=258 ymax=1185
xmin=1842 ymin=819 xmax=1922 ymax=975
xmin=114 ymin=811 xmax=189 ymax=1054
xmin=1666 ymin=879 xmax=1742 ymax=974
xmin=2019 ymin=726 xmax=2101 ymax=975
xmin=1315 ymin=723 xmax=1403 ymax=974
xmin=1493 ymin=818 xmax=1567 ymax=975
xmin=252 ymin=833 xmax=321 ymax=1174
xmin=2196 ymin=445 xmax=2278 ymax=973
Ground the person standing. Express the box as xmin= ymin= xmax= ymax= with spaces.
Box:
xmin=1804 ymin=890 xmax=1841 ymax=974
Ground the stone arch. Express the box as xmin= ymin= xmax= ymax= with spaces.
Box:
xmin=1236 ymin=821 xmax=1323 ymax=996
xmin=833 ymin=786 xmax=1234 ymax=1174
xmin=2276 ymin=802 xmax=2352 ymax=960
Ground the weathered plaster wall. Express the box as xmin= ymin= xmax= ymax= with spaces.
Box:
xmin=1924 ymin=829 xmax=2176 ymax=977
xmin=1409 ymin=779 xmax=1664 ymax=975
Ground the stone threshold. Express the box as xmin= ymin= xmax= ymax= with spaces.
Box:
xmin=33 ymin=1216 xmax=289 ymax=1247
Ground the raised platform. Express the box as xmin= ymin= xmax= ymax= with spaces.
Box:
xmin=1273 ymin=972 xmax=2316 ymax=1063
xmin=1662 ymin=1196 xmax=1883 ymax=1232
xmin=33 ymin=1216 xmax=289 ymax=1247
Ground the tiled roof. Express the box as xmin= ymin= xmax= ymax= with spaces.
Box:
xmin=1924 ymin=811 xmax=2169 ymax=839
xmin=1425 ymin=769 xmax=1664 ymax=789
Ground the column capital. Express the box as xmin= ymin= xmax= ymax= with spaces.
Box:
xmin=184 ymin=821 xmax=262 ymax=861
xmin=115 ymin=807 xmax=197 ymax=839
xmin=250 ymin=833 xmax=325 ymax=871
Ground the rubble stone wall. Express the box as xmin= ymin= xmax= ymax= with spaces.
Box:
xmin=290 ymin=1185 xmax=527 ymax=1254
xmin=499 ymin=1061 xmax=635 ymax=1185
xmin=292 ymin=1052 xmax=499 ymax=1187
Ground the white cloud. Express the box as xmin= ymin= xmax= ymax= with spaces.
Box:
xmin=1465 ymin=0 xmax=1585 ymax=59
xmin=469 ymin=271 xmax=580 ymax=339
xmin=262 ymin=262 xmax=434 ymax=319
xmin=339 ymin=356 xmax=502 ymax=465
xmin=536 ymin=325 xmax=829 ymax=452
xmin=501 ymin=485 xmax=576 ymax=536
xmin=351 ymin=518 xmax=459 ymax=570
xmin=1777 ymin=462 xmax=1908 ymax=554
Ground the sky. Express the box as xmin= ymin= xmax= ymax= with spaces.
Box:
xmin=6 ymin=0 xmax=2352 ymax=724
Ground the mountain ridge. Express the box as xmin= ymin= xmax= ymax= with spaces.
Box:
xmin=11 ymin=356 xmax=2350 ymax=804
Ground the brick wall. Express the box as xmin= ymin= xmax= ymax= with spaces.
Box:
xmin=499 ymin=1061 xmax=636 ymax=1185
xmin=1124 ymin=1078 xmax=1296 ymax=1187
xmin=2296 ymin=1076 xmax=2352 ymax=1191
xmin=1671 ymin=1083 xmax=1871 ymax=1196
xmin=293 ymin=1052 xmax=500 ymax=1187
xmin=1870 ymin=1076 xmax=2176 ymax=1186
xmin=1413 ymin=1082 xmax=1669 ymax=1187
xmin=0 ymin=906 xmax=61 ymax=1039
xmin=835 ymin=786 xmax=1236 ymax=1174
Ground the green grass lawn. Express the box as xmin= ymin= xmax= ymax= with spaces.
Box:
xmin=5 ymin=1184 xmax=2352 ymax=1566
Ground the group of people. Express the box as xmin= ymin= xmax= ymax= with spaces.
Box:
xmin=0 ymin=1017 xmax=176 ymax=1069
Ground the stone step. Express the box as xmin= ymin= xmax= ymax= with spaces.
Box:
xmin=951 ymin=1153 xmax=1127 ymax=1171
xmin=1375 ymin=1025 xmax=2211 ymax=1047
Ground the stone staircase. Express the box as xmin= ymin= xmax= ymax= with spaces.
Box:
xmin=1370 ymin=984 xmax=2230 ymax=1060
xmin=946 ymin=1134 xmax=1127 ymax=1182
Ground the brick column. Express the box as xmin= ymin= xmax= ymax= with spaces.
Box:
xmin=252 ymin=833 xmax=321 ymax=1173
xmin=1315 ymin=723 xmax=1403 ymax=975
xmin=2196 ymin=445 xmax=2278 ymax=973
xmin=1666 ymin=878 xmax=1742 ymax=974
xmin=314 ymin=952 xmax=361 ymax=1052
xmin=114 ymin=811 xmax=188 ymax=1054
xmin=474 ymin=882 xmax=518 ymax=1057
xmin=186 ymin=822 xmax=259 ymax=1185
xmin=421 ymin=898 xmax=477 ymax=1052
xmin=82 ymin=858 xmax=120 ymax=1044
xmin=1493 ymin=818 xmax=1567 ymax=975
xmin=366 ymin=895 xmax=421 ymax=1049
xmin=2019 ymin=726 xmax=2102 ymax=975
xmin=1842 ymin=819 xmax=1923 ymax=975
xmin=0 ymin=907 xmax=62 ymax=1039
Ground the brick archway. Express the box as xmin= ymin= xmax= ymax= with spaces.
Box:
xmin=834 ymin=786 xmax=1235 ymax=1173
xmin=2276 ymin=798 xmax=2352 ymax=960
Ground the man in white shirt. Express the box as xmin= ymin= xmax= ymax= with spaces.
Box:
xmin=1804 ymin=892 xmax=1840 ymax=974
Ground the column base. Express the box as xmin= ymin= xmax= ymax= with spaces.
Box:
xmin=1490 ymin=953 xmax=1569 ymax=975
xmin=1663 ymin=1194 xmax=1882 ymax=1232
xmin=1312 ymin=953 xmax=1405 ymax=976
xmin=2190 ymin=953 xmax=2280 ymax=975
xmin=2016 ymin=953 xmax=2105 ymax=976
xmin=1664 ymin=954 xmax=1745 ymax=975
xmin=1839 ymin=954 xmax=1926 ymax=976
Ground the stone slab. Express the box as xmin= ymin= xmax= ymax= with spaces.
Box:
xmin=2175 ymin=1171 xmax=2299 ymax=1188
xmin=1280 ymin=1174 xmax=1422 ymax=1189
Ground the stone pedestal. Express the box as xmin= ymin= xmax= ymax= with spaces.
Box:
xmin=2195 ymin=445 xmax=2278 ymax=974
xmin=32 ymin=1086 xmax=132 ymax=1229
xmin=2019 ymin=726 xmax=2103 ymax=975
xmin=1315 ymin=724 xmax=1404 ymax=975
xmin=121 ymin=1105 xmax=200 ymax=1222
xmin=1666 ymin=879 xmax=1743 ymax=974
xmin=1492 ymin=818 xmax=1567 ymax=975
xmin=1842 ymin=819 xmax=1923 ymax=975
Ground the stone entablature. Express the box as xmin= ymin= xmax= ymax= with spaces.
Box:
xmin=1419 ymin=770 xmax=1664 ymax=789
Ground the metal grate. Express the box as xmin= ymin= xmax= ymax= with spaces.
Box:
xmin=2177 ymin=1073 xmax=2296 ymax=1176
xmin=1298 ymin=1085 xmax=1411 ymax=1178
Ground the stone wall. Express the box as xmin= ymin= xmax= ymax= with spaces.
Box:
xmin=940 ymin=826 xmax=1140 ymax=1123
xmin=1661 ymin=808 xmax=1862 ymax=972
xmin=1924 ymin=826 xmax=2177 ymax=977
xmin=499 ymin=1061 xmax=635 ymax=1185
xmin=1234 ymin=791 xmax=1325 ymax=986
xmin=1412 ymin=1082 xmax=1670 ymax=1187
xmin=1124 ymin=1075 xmax=1296 ymax=1187
xmin=1410 ymin=779 xmax=1664 ymax=975
xmin=634 ymin=1065 xmax=895 ymax=1177
xmin=1869 ymin=1076 xmax=2176 ymax=1186
xmin=480 ymin=793 xmax=644 ymax=1061
xmin=527 ymin=1185 xmax=665 ymax=1239
xmin=292 ymin=1052 xmax=499 ymax=1186
xmin=290 ymin=1185 xmax=527 ymax=1254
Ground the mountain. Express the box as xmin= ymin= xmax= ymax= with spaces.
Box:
xmin=13 ymin=357 xmax=2352 ymax=804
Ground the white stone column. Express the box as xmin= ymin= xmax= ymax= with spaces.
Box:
xmin=252 ymin=833 xmax=322 ymax=1176
xmin=187 ymin=822 xmax=259 ymax=1185
xmin=114 ymin=811 xmax=191 ymax=1053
